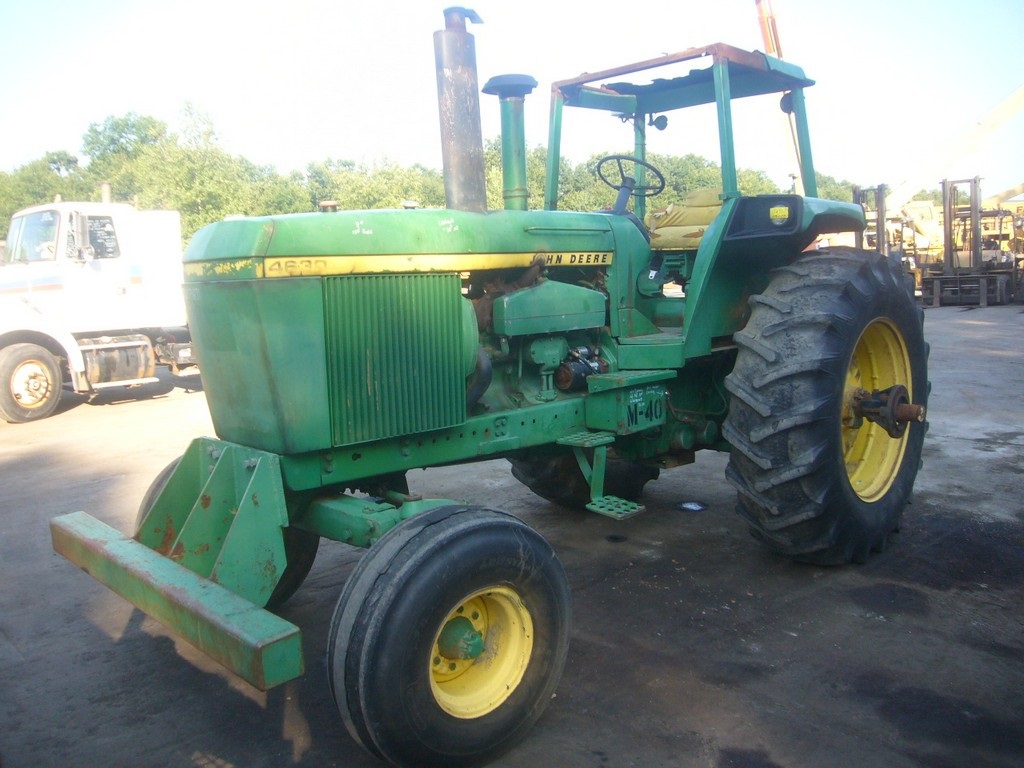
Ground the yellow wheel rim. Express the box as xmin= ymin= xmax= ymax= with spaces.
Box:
xmin=842 ymin=319 xmax=912 ymax=502
xmin=429 ymin=586 xmax=534 ymax=719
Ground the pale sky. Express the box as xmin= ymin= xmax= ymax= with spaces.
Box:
xmin=3 ymin=0 xmax=1022 ymax=202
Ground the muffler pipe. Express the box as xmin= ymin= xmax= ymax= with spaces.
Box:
xmin=434 ymin=7 xmax=487 ymax=212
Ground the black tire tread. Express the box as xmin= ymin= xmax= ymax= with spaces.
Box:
xmin=723 ymin=248 xmax=929 ymax=564
xmin=328 ymin=505 xmax=571 ymax=767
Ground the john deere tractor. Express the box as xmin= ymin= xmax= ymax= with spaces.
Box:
xmin=51 ymin=8 xmax=927 ymax=767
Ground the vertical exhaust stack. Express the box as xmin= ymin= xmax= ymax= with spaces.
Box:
xmin=434 ymin=7 xmax=486 ymax=212
xmin=483 ymin=74 xmax=537 ymax=211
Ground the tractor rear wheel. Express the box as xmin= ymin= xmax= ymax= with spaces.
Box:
xmin=328 ymin=505 xmax=571 ymax=768
xmin=509 ymin=452 xmax=659 ymax=508
xmin=723 ymin=249 xmax=928 ymax=564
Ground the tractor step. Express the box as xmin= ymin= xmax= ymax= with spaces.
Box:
xmin=556 ymin=431 xmax=616 ymax=448
xmin=50 ymin=511 xmax=304 ymax=691
xmin=586 ymin=496 xmax=645 ymax=520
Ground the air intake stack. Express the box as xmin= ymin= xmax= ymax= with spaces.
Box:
xmin=483 ymin=74 xmax=537 ymax=211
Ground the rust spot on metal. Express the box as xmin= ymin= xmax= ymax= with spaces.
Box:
xmin=850 ymin=384 xmax=925 ymax=438
xmin=170 ymin=542 xmax=185 ymax=562
xmin=200 ymin=494 xmax=212 ymax=509
xmin=156 ymin=515 xmax=177 ymax=556
xmin=262 ymin=558 xmax=278 ymax=581
xmin=894 ymin=403 xmax=926 ymax=423
xmin=195 ymin=543 xmax=210 ymax=556
xmin=251 ymin=494 xmax=259 ymax=507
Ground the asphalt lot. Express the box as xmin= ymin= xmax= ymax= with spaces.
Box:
xmin=1 ymin=304 xmax=1022 ymax=768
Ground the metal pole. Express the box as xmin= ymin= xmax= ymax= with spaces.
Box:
xmin=434 ymin=8 xmax=487 ymax=212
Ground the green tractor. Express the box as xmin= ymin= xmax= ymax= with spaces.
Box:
xmin=51 ymin=8 xmax=928 ymax=768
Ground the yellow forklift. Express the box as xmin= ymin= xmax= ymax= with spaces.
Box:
xmin=922 ymin=177 xmax=1021 ymax=306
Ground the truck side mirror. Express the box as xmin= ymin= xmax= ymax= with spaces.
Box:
xmin=71 ymin=212 xmax=91 ymax=261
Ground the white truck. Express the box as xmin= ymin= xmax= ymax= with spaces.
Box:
xmin=0 ymin=201 xmax=197 ymax=423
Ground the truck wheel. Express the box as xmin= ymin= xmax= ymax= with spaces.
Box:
xmin=0 ymin=343 xmax=62 ymax=423
xmin=134 ymin=458 xmax=319 ymax=610
xmin=509 ymin=452 xmax=659 ymax=508
xmin=328 ymin=505 xmax=571 ymax=767
xmin=723 ymin=249 xmax=929 ymax=564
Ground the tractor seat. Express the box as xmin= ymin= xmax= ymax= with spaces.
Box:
xmin=645 ymin=188 xmax=722 ymax=250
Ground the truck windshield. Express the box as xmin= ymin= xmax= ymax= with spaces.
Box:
xmin=4 ymin=210 xmax=60 ymax=263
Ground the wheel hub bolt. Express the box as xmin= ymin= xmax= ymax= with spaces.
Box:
xmin=851 ymin=384 xmax=926 ymax=438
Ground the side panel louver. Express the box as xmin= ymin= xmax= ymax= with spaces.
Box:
xmin=323 ymin=274 xmax=467 ymax=446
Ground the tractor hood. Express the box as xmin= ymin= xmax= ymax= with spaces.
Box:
xmin=183 ymin=208 xmax=619 ymax=280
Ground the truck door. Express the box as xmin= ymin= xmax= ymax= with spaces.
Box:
xmin=61 ymin=212 xmax=139 ymax=332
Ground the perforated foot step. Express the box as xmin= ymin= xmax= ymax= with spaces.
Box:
xmin=586 ymin=496 xmax=645 ymax=520
xmin=556 ymin=431 xmax=616 ymax=448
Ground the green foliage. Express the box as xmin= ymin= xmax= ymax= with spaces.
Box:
xmin=81 ymin=113 xmax=169 ymax=191
xmin=540 ymin=151 xmax=780 ymax=214
xmin=553 ymin=159 xmax=608 ymax=212
xmin=307 ymin=158 xmax=446 ymax=212
xmin=82 ymin=113 xmax=168 ymax=161
xmin=0 ymin=109 xmax=857 ymax=242
xmin=124 ymin=134 xmax=310 ymax=236
xmin=0 ymin=157 xmax=93 ymax=239
xmin=911 ymin=188 xmax=942 ymax=205
xmin=814 ymin=172 xmax=854 ymax=202
xmin=306 ymin=159 xmax=355 ymax=209
xmin=45 ymin=151 xmax=81 ymax=178
xmin=737 ymin=168 xmax=781 ymax=196
xmin=648 ymin=153 xmax=724 ymax=203
xmin=482 ymin=140 xmax=552 ymax=211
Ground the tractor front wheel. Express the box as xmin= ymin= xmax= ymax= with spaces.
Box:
xmin=328 ymin=505 xmax=571 ymax=767
xmin=723 ymin=249 xmax=929 ymax=564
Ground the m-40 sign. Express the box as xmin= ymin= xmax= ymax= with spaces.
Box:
xmin=626 ymin=385 xmax=666 ymax=432
xmin=583 ymin=371 xmax=673 ymax=436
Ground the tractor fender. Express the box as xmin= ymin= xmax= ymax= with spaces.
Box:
xmin=799 ymin=196 xmax=868 ymax=242
xmin=679 ymin=195 xmax=866 ymax=358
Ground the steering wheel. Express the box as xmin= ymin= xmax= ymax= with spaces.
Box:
xmin=596 ymin=155 xmax=666 ymax=197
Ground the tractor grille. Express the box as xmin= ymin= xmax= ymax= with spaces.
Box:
xmin=323 ymin=273 xmax=467 ymax=446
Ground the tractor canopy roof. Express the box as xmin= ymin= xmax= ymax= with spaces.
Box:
xmin=544 ymin=43 xmax=819 ymax=216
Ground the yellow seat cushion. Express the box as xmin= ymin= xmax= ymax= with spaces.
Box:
xmin=645 ymin=189 xmax=722 ymax=249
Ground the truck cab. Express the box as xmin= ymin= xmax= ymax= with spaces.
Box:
xmin=0 ymin=201 xmax=197 ymax=422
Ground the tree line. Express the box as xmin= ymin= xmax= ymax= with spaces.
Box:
xmin=1 ymin=111 xmax=864 ymax=242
